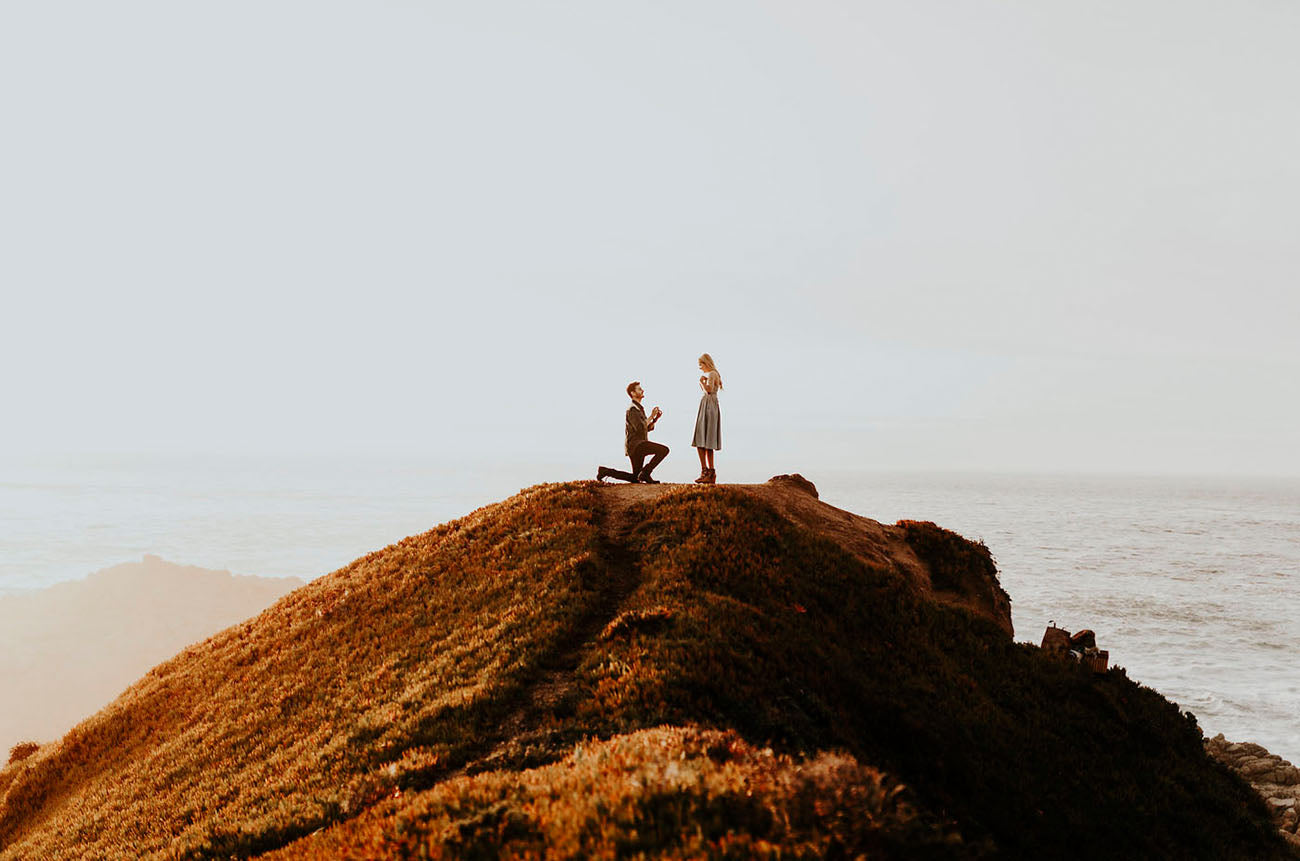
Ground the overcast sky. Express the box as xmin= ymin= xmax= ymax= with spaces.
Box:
xmin=2 ymin=1 xmax=1296 ymax=475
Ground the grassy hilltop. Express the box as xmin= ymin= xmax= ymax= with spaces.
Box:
xmin=0 ymin=479 xmax=1288 ymax=859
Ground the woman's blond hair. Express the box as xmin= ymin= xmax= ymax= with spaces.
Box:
xmin=698 ymin=353 xmax=723 ymax=390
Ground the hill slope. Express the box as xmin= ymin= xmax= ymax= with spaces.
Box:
xmin=0 ymin=480 xmax=1288 ymax=859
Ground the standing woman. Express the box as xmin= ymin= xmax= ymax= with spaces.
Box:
xmin=692 ymin=353 xmax=723 ymax=484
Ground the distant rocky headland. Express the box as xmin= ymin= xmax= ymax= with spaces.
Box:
xmin=0 ymin=555 xmax=301 ymax=756
xmin=0 ymin=478 xmax=1293 ymax=858
xmin=1208 ymin=734 xmax=1300 ymax=850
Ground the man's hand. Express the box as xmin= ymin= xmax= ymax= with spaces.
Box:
xmin=650 ymin=406 xmax=662 ymax=420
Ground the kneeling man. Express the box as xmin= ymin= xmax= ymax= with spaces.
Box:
xmin=597 ymin=381 xmax=669 ymax=484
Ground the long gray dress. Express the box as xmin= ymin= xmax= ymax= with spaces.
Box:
xmin=692 ymin=385 xmax=721 ymax=451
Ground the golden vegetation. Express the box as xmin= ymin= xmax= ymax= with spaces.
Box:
xmin=0 ymin=484 xmax=607 ymax=858
xmin=0 ymin=481 xmax=1289 ymax=859
xmin=266 ymin=726 xmax=962 ymax=859
xmin=3 ymin=746 xmax=37 ymax=769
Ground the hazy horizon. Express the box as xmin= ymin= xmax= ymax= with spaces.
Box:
xmin=5 ymin=450 xmax=1300 ymax=481
xmin=3 ymin=2 xmax=1297 ymax=476
xmin=0 ymin=553 xmax=300 ymax=753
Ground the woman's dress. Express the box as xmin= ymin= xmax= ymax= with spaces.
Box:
xmin=692 ymin=382 xmax=721 ymax=451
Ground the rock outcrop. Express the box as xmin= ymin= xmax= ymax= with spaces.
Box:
xmin=1206 ymin=734 xmax=1300 ymax=849
xmin=766 ymin=472 xmax=820 ymax=498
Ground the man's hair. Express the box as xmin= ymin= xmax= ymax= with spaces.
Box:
xmin=626 ymin=381 xmax=641 ymax=398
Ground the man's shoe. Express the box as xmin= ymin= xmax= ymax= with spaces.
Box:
xmin=637 ymin=471 xmax=661 ymax=484
xmin=596 ymin=467 xmax=610 ymax=482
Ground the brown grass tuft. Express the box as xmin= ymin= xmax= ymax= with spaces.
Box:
xmin=5 ymin=743 xmax=39 ymax=768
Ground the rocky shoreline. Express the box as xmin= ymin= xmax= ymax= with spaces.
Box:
xmin=1205 ymin=734 xmax=1300 ymax=849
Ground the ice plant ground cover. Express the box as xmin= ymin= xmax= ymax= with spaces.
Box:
xmin=264 ymin=726 xmax=962 ymax=860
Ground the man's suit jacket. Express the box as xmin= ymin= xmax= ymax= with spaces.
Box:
xmin=625 ymin=401 xmax=652 ymax=456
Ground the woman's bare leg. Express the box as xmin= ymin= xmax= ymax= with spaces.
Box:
xmin=697 ymin=447 xmax=708 ymax=469
xmin=705 ymin=450 xmax=715 ymax=470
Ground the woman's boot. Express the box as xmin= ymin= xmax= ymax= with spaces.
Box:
xmin=703 ymin=467 xmax=717 ymax=485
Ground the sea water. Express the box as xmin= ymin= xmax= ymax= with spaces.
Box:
xmin=0 ymin=454 xmax=533 ymax=593
xmin=2 ymin=455 xmax=1296 ymax=760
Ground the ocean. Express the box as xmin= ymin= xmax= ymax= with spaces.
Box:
xmin=3 ymin=455 xmax=1297 ymax=761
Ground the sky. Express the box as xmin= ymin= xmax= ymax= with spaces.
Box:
xmin=2 ymin=1 xmax=1297 ymax=476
